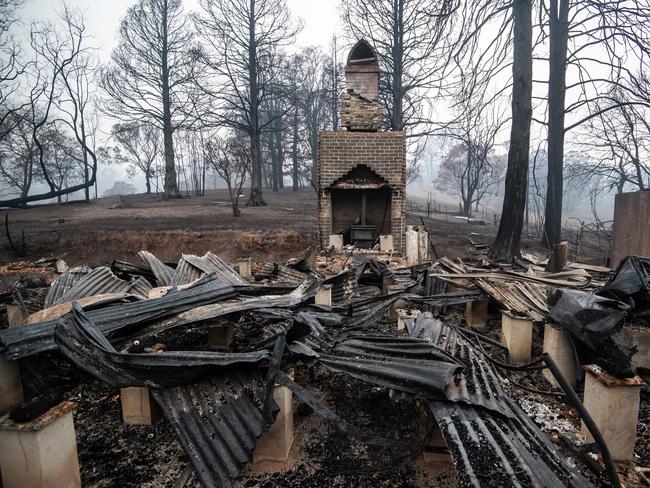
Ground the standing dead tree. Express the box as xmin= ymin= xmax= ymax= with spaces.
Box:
xmin=0 ymin=6 xmax=99 ymax=207
xmin=204 ymin=135 xmax=251 ymax=217
xmin=194 ymin=0 xmax=301 ymax=207
xmin=489 ymin=0 xmax=533 ymax=262
xmin=341 ymin=0 xmax=458 ymax=134
xmin=541 ymin=0 xmax=650 ymax=248
xmin=101 ymin=0 xmax=197 ymax=200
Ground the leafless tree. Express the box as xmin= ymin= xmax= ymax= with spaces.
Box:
xmin=0 ymin=0 xmax=28 ymax=138
xmin=540 ymin=0 xmax=650 ymax=248
xmin=194 ymin=0 xmax=301 ymax=207
xmin=204 ymin=135 xmax=251 ymax=217
xmin=489 ymin=0 xmax=533 ymax=262
xmin=437 ymin=99 xmax=506 ymax=216
xmin=341 ymin=0 xmax=458 ymax=133
xmin=111 ymin=123 xmax=160 ymax=194
xmin=101 ymin=0 xmax=198 ymax=200
xmin=0 ymin=5 xmax=99 ymax=207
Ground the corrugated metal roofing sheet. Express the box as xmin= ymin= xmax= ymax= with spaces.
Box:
xmin=55 ymin=267 xmax=140 ymax=304
xmin=138 ymin=251 xmax=176 ymax=286
xmin=44 ymin=266 xmax=92 ymax=308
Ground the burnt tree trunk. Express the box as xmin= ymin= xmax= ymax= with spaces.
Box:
xmin=543 ymin=0 xmax=569 ymax=248
xmin=291 ymin=105 xmax=299 ymax=191
xmin=246 ymin=0 xmax=265 ymax=206
xmin=161 ymin=1 xmax=180 ymax=200
xmin=489 ymin=0 xmax=533 ymax=262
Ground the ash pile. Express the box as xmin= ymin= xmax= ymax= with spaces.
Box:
xmin=0 ymin=248 xmax=649 ymax=487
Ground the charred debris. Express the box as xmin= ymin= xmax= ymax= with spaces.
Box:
xmin=1 ymin=249 xmax=649 ymax=487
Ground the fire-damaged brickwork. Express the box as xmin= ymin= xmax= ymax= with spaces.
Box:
xmin=317 ymin=39 xmax=407 ymax=253
xmin=317 ymin=131 xmax=407 ymax=252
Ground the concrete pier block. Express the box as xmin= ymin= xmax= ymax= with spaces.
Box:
xmin=465 ymin=300 xmax=488 ymax=329
xmin=543 ymin=323 xmax=576 ymax=388
xmin=328 ymin=234 xmax=343 ymax=250
xmin=581 ymin=365 xmax=643 ymax=462
xmin=252 ymin=385 xmax=293 ymax=472
xmin=417 ymin=228 xmax=430 ymax=263
xmin=387 ymin=284 xmax=407 ymax=321
xmin=623 ymin=325 xmax=650 ymax=370
xmin=0 ymin=401 xmax=81 ymax=488
xmin=382 ymin=274 xmax=396 ymax=295
xmin=315 ymin=284 xmax=333 ymax=306
xmin=238 ymin=257 xmax=252 ymax=279
xmin=120 ymin=387 xmax=161 ymax=425
xmin=405 ymin=226 xmax=419 ymax=266
xmin=208 ymin=325 xmax=234 ymax=350
xmin=500 ymin=311 xmax=533 ymax=364
xmin=380 ymin=234 xmax=394 ymax=252
xmin=6 ymin=305 xmax=27 ymax=328
xmin=0 ymin=356 xmax=23 ymax=415
xmin=397 ymin=309 xmax=420 ymax=331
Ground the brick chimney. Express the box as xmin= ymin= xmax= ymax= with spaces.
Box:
xmin=341 ymin=40 xmax=383 ymax=131
xmin=317 ymin=40 xmax=406 ymax=253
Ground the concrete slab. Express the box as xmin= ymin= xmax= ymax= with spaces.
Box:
xmin=0 ymin=401 xmax=81 ymax=488
xmin=581 ymin=365 xmax=643 ymax=462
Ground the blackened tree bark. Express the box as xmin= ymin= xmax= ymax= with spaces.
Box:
xmin=542 ymin=0 xmax=569 ymax=248
xmin=489 ymin=0 xmax=533 ymax=262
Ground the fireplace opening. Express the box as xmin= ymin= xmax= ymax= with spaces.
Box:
xmin=331 ymin=187 xmax=391 ymax=248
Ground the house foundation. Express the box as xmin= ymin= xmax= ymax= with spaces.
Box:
xmin=500 ymin=312 xmax=533 ymax=364
xmin=0 ymin=401 xmax=81 ymax=488
xmin=581 ymin=365 xmax=643 ymax=462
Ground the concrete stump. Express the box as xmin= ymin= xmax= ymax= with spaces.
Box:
xmin=208 ymin=325 xmax=234 ymax=350
xmin=500 ymin=311 xmax=533 ymax=364
xmin=328 ymin=234 xmax=343 ymax=250
xmin=120 ymin=387 xmax=161 ymax=425
xmin=315 ymin=284 xmax=333 ymax=306
xmin=379 ymin=234 xmax=394 ymax=252
xmin=6 ymin=305 xmax=27 ymax=328
xmin=543 ymin=323 xmax=576 ymax=388
xmin=623 ymin=325 xmax=650 ymax=370
xmin=397 ymin=309 xmax=420 ymax=331
xmin=387 ymin=284 xmax=407 ymax=321
xmin=238 ymin=257 xmax=252 ymax=279
xmin=0 ymin=401 xmax=81 ymax=488
xmin=405 ymin=226 xmax=419 ymax=266
xmin=252 ymin=385 xmax=293 ymax=472
xmin=465 ymin=300 xmax=488 ymax=329
xmin=0 ymin=356 xmax=23 ymax=415
xmin=581 ymin=365 xmax=643 ymax=462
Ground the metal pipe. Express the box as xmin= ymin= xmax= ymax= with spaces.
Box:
xmin=542 ymin=353 xmax=621 ymax=488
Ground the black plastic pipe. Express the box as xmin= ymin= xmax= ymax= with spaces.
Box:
xmin=542 ymin=353 xmax=621 ymax=488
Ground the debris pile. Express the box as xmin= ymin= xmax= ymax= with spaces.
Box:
xmin=1 ymin=250 xmax=649 ymax=487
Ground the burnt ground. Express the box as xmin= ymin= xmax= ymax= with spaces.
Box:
xmin=0 ymin=188 xmax=610 ymax=291
xmin=0 ymin=189 xmax=624 ymax=487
